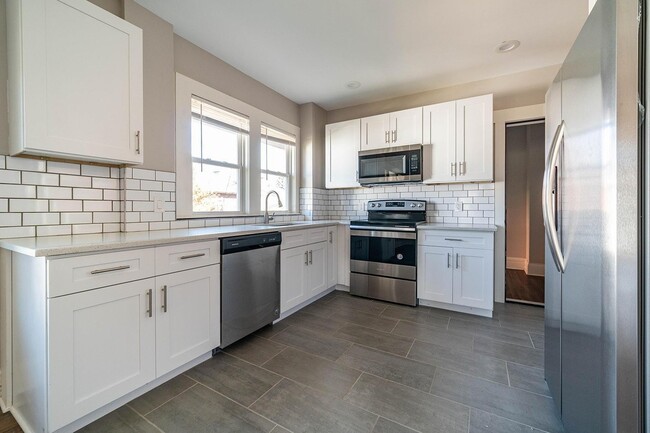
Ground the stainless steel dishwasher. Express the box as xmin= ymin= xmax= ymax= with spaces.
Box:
xmin=220 ymin=231 xmax=281 ymax=348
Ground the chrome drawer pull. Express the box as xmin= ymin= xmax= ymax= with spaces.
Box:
xmin=146 ymin=289 xmax=152 ymax=318
xmin=309 ymin=250 xmax=313 ymax=264
xmin=90 ymin=265 xmax=131 ymax=275
xmin=444 ymin=238 xmax=463 ymax=242
xmin=180 ymin=253 xmax=206 ymax=260
xmin=305 ymin=251 xmax=309 ymax=265
xmin=162 ymin=285 xmax=168 ymax=313
xmin=447 ymin=253 xmax=451 ymax=268
xmin=456 ymin=253 xmax=460 ymax=269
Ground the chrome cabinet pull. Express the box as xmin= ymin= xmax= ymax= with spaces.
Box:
xmin=456 ymin=253 xmax=460 ymax=269
xmin=392 ymin=130 xmax=397 ymax=143
xmin=135 ymin=130 xmax=141 ymax=154
xmin=180 ymin=253 xmax=205 ymax=260
xmin=451 ymin=162 xmax=457 ymax=176
xmin=146 ymin=289 xmax=152 ymax=318
xmin=447 ymin=253 xmax=451 ymax=268
xmin=384 ymin=130 xmax=389 ymax=143
xmin=305 ymin=251 xmax=309 ymax=265
xmin=309 ymin=250 xmax=313 ymax=264
xmin=90 ymin=265 xmax=131 ymax=275
xmin=161 ymin=285 xmax=168 ymax=313
xmin=542 ymin=121 xmax=566 ymax=273
xmin=444 ymin=238 xmax=463 ymax=242
xmin=329 ymin=232 xmax=333 ymax=243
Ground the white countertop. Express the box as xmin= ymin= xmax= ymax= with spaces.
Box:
xmin=0 ymin=220 xmax=345 ymax=257
xmin=418 ymin=223 xmax=497 ymax=232
xmin=0 ymin=220 xmax=497 ymax=257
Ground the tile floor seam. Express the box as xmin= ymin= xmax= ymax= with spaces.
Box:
xmin=405 ymin=338 xmax=416 ymax=358
xmin=268 ymin=335 xmax=357 ymax=365
xmin=125 ymin=404 xmax=166 ymax=433
xmin=528 ymin=332 xmax=536 ymax=348
xmin=136 ymin=382 xmax=198 ymax=418
xmin=247 ymin=379 xmax=283 ymax=409
xmin=259 ymin=346 xmax=289 ymax=368
xmin=191 ymin=381 xmax=287 ymax=429
xmin=388 ymin=319 xmax=400 ymax=334
xmin=505 ymin=361 xmax=511 ymax=387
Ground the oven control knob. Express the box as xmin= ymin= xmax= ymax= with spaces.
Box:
xmin=397 ymin=253 xmax=404 ymax=260
xmin=410 ymin=203 xmax=416 ymax=207
xmin=377 ymin=203 xmax=381 ymax=207
xmin=371 ymin=203 xmax=376 ymax=208
xmin=418 ymin=203 xmax=423 ymax=207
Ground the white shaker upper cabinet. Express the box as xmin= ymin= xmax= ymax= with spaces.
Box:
xmin=390 ymin=107 xmax=423 ymax=146
xmin=326 ymin=119 xmax=361 ymax=188
xmin=455 ymin=95 xmax=493 ymax=182
xmin=422 ymin=101 xmax=457 ymax=184
xmin=7 ymin=0 xmax=144 ymax=164
xmin=360 ymin=114 xmax=391 ymax=150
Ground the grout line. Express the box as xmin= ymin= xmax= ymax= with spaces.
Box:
xmin=260 ymin=346 xmax=289 ymax=368
xmin=505 ymin=362 xmax=511 ymax=387
xmin=405 ymin=338 xmax=416 ymax=358
xmin=528 ymin=332 xmax=536 ymax=349
xmin=136 ymin=382 xmax=198 ymax=417
xmin=388 ymin=319 xmax=400 ymax=334
xmin=248 ymin=379 xmax=282 ymax=409
xmin=125 ymin=404 xmax=166 ymax=433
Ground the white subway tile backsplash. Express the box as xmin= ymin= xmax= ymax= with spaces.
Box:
xmin=22 ymin=172 xmax=59 ymax=186
xmin=0 ymin=156 xmax=5 ymax=169
xmin=1 ymin=184 xmax=36 ymax=198
xmin=50 ymin=200 xmax=82 ymax=212
xmin=23 ymin=213 xmax=59 ymax=226
xmin=47 ymin=161 xmax=80 ymax=175
xmin=6 ymin=157 xmax=46 ymax=172
xmin=37 ymin=225 xmax=71 ymax=237
xmin=0 ymin=226 xmax=34 ymax=238
xmin=132 ymin=168 xmax=156 ymax=180
xmin=0 ymin=170 xmax=21 ymax=184
xmin=0 ymin=213 xmax=21 ymax=227
xmin=10 ymin=199 xmax=48 ymax=212
xmin=37 ymin=186 xmax=71 ymax=199
xmin=103 ymin=189 xmax=120 ymax=201
xmin=83 ymin=200 xmax=112 ymax=212
xmin=72 ymin=224 xmax=103 ymax=235
xmin=61 ymin=212 xmax=93 ymax=224
xmin=60 ymin=175 xmax=91 ymax=188
xmin=92 ymin=177 xmax=120 ymax=190
xmin=73 ymin=188 xmax=103 ymax=200
xmin=81 ymin=165 xmax=110 ymax=178
xmin=0 ymin=199 xmax=7 ymax=213
xmin=155 ymin=171 xmax=175 ymax=182
xmin=140 ymin=180 xmax=162 ymax=191
xmin=93 ymin=212 xmax=121 ymax=223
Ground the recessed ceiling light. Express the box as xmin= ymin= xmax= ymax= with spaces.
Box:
xmin=346 ymin=81 xmax=361 ymax=89
xmin=496 ymin=40 xmax=520 ymax=53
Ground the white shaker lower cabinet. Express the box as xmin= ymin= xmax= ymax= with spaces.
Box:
xmin=155 ymin=265 xmax=220 ymax=377
xmin=48 ymin=279 xmax=157 ymax=431
xmin=2 ymin=240 xmax=220 ymax=433
xmin=418 ymin=230 xmax=494 ymax=316
xmin=280 ymin=227 xmax=335 ymax=314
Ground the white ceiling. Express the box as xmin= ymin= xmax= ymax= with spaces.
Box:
xmin=134 ymin=0 xmax=588 ymax=110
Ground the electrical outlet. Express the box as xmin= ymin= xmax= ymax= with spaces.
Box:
xmin=454 ymin=201 xmax=463 ymax=212
xmin=155 ymin=198 xmax=164 ymax=213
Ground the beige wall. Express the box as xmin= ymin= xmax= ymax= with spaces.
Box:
xmin=0 ymin=3 xmax=7 ymax=156
xmin=174 ymin=35 xmax=299 ymax=128
xmin=505 ymin=122 xmax=545 ymax=269
xmin=326 ymin=65 xmax=558 ymax=124
xmin=299 ymin=103 xmax=327 ymax=189
xmin=88 ymin=0 xmax=123 ymax=17
xmin=123 ymin=0 xmax=175 ymax=172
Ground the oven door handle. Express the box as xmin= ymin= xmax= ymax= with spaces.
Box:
xmin=350 ymin=229 xmax=416 ymax=240
xmin=349 ymin=225 xmax=416 ymax=232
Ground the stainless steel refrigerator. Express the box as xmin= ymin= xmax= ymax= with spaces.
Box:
xmin=543 ymin=0 xmax=641 ymax=432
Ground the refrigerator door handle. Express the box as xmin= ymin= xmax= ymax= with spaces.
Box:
xmin=542 ymin=121 xmax=566 ymax=273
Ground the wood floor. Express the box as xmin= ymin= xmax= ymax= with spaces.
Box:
xmin=0 ymin=410 xmax=20 ymax=433
xmin=506 ymin=268 xmax=545 ymax=304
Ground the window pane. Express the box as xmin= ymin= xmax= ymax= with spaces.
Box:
xmin=261 ymin=141 xmax=288 ymax=174
xmin=260 ymin=173 xmax=288 ymax=211
xmin=193 ymin=163 xmax=240 ymax=212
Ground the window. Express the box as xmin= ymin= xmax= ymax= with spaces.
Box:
xmin=190 ymin=97 xmax=248 ymax=213
xmin=260 ymin=125 xmax=296 ymax=212
xmin=176 ymin=73 xmax=300 ymax=218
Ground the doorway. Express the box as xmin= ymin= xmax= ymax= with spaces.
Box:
xmin=505 ymin=119 xmax=545 ymax=305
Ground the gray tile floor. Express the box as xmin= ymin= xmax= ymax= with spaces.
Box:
xmin=80 ymin=291 xmax=563 ymax=433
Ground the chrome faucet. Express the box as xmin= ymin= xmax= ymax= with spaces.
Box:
xmin=264 ymin=190 xmax=283 ymax=224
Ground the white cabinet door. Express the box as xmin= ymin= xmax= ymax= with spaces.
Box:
xmin=422 ymin=101 xmax=457 ymax=183
xmin=48 ymin=278 xmax=155 ymax=431
xmin=390 ymin=107 xmax=422 ymax=146
xmin=456 ymin=95 xmax=493 ymax=182
xmin=8 ymin=0 xmax=144 ymax=164
xmin=361 ymin=114 xmax=391 ymax=150
xmin=327 ymin=227 xmax=338 ymax=288
xmin=452 ymin=247 xmax=494 ymax=309
xmin=326 ymin=120 xmax=360 ymax=188
xmin=155 ymin=265 xmax=220 ymax=376
xmin=281 ymin=247 xmax=308 ymax=312
xmin=417 ymin=246 xmax=453 ymax=303
xmin=307 ymin=241 xmax=328 ymax=298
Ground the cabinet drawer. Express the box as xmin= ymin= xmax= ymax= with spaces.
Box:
xmin=308 ymin=227 xmax=328 ymax=244
xmin=418 ymin=230 xmax=494 ymax=250
xmin=155 ymin=241 xmax=219 ymax=275
xmin=281 ymin=229 xmax=309 ymax=250
xmin=48 ymin=249 xmax=155 ymax=297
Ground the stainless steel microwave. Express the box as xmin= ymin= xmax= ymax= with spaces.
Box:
xmin=358 ymin=144 xmax=422 ymax=186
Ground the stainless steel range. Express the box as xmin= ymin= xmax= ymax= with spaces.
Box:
xmin=349 ymin=200 xmax=426 ymax=306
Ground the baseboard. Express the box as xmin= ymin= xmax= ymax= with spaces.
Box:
xmin=277 ymin=285 xmax=337 ymax=321
xmin=506 ymin=257 xmax=527 ymax=271
xmin=335 ymin=284 xmax=350 ymax=292
xmin=418 ymin=299 xmax=493 ymax=318
xmin=526 ymin=262 xmax=544 ymax=277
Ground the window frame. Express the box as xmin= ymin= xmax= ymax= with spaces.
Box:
xmin=260 ymin=123 xmax=297 ymax=213
xmin=176 ymin=73 xmax=300 ymax=219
